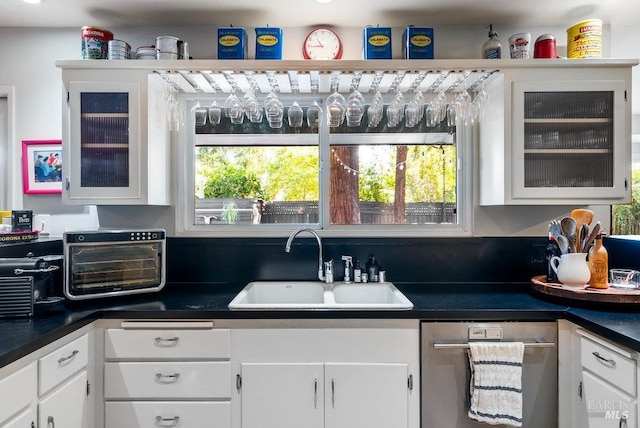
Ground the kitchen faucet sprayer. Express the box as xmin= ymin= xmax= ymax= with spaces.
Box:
xmin=285 ymin=227 xmax=326 ymax=282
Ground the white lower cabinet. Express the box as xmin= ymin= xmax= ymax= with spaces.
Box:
xmin=240 ymin=362 xmax=408 ymax=428
xmin=0 ymin=362 xmax=36 ymax=427
xmin=559 ymin=321 xmax=639 ymax=428
xmin=1 ymin=407 xmax=35 ymax=428
xmin=38 ymin=370 xmax=88 ymax=428
xmin=105 ymin=401 xmax=231 ymax=428
xmin=582 ymin=371 xmax=637 ymax=427
xmin=103 ymin=321 xmax=232 ymax=428
xmin=232 ymin=320 xmax=420 ymax=428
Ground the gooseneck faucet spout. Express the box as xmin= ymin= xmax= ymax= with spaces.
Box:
xmin=285 ymin=227 xmax=325 ymax=282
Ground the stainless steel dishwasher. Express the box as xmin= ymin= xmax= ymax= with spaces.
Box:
xmin=421 ymin=322 xmax=558 ymax=427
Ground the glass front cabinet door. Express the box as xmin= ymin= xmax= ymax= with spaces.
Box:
xmin=512 ymin=80 xmax=628 ymax=201
xmin=65 ymin=81 xmax=141 ymax=203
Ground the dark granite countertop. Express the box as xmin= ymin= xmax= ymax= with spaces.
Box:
xmin=1 ymin=282 xmax=639 ymax=368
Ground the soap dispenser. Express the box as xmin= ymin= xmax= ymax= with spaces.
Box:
xmin=482 ymin=24 xmax=502 ymax=59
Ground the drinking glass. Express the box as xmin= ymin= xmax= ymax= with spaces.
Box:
xmin=326 ymin=91 xmax=346 ymax=128
xmin=208 ymin=100 xmax=221 ymax=125
xmin=243 ymin=91 xmax=263 ymax=123
xmin=224 ymin=92 xmax=244 ymax=124
xmin=307 ymin=100 xmax=322 ymax=128
xmin=405 ymin=91 xmax=424 ymax=128
xmin=264 ymin=91 xmax=284 ymax=129
xmin=288 ymin=101 xmax=304 ymax=128
xmin=386 ymin=91 xmax=404 ymax=128
xmin=367 ymin=90 xmax=384 ymax=128
xmin=193 ymin=100 xmax=207 ymax=126
xmin=346 ymin=89 xmax=365 ymax=127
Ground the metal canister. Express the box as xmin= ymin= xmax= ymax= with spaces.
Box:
xmin=156 ymin=36 xmax=180 ymax=60
xmin=255 ymin=27 xmax=283 ymax=60
xmin=533 ymin=34 xmax=557 ymax=58
xmin=567 ymin=19 xmax=602 ymax=58
xmin=363 ymin=26 xmax=392 ymax=59
xmin=81 ymin=26 xmax=113 ymax=59
xmin=107 ymin=39 xmax=131 ymax=60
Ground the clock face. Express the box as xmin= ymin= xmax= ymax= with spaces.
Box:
xmin=303 ymin=28 xmax=343 ymax=60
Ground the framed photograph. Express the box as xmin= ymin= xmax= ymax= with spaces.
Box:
xmin=22 ymin=140 xmax=63 ymax=194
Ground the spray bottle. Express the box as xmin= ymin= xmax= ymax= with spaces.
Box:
xmin=482 ymin=24 xmax=502 ymax=59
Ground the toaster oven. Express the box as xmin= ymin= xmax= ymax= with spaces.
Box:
xmin=63 ymin=229 xmax=166 ymax=300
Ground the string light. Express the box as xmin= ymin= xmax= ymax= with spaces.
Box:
xmin=331 ymin=148 xmax=358 ymax=176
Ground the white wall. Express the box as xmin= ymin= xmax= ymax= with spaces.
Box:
xmin=0 ymin=24 xmax=636 ymax=237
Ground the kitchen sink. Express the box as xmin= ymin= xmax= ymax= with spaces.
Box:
xmin=228 ymin=281 xmax=413 ymax=310
xmin=332 ymin=283 xmax=414 ymax=309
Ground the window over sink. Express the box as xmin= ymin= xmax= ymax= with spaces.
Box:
xmin=175 ymin=70 xmax=476 ymax=237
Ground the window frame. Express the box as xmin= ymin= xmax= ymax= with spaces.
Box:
xmin=176 ymin=96 xmax=473 ymax=237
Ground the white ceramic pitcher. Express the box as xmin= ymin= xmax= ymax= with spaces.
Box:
xmin=550 ymin=252 xmax=590 ymax=287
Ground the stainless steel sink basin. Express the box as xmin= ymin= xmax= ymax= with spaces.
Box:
xmin=228 ymin=281 xmax=413 ymax=310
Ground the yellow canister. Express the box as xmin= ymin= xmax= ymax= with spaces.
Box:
xmin=567 ymin=19 xmax=602 ymax=58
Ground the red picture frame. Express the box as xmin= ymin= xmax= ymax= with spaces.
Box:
xmin=22 ymin=140 xmax=63 ymax=194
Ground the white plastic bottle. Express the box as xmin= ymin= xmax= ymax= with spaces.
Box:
xmin=482 ymin=24 xmax=502 ymax=59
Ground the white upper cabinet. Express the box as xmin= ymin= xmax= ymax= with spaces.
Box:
xmin=60 ymin=66 xmax=171 ymax=205
xmin=479 ymin=62 xmax=635 ymax=205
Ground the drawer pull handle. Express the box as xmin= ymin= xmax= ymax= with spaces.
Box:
xmin=155 ymin=373 xmax=181 ymax=383
xmin=314 ymin=378 xmax=318 ymax=408
xmin=331 ymin=378 xmax=335 ymax=408
xmin=155 ymin=416 xmax=180 ymax=427
xmin=47 ymin=416 xmax=55 ymax=428
xmin=155 ymin=337 xmax=180 ymax=346
xmin=592 ymin=351 xmax=616 ymax=367
xmin=58 ymin=350 xmax=79 ymax=365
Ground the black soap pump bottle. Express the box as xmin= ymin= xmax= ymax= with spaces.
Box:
xmin=366 ymin=256 xmax=380 ymax=283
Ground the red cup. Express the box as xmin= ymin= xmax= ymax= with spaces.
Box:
xmin=534 ymin=34 xmax=557 ymax=58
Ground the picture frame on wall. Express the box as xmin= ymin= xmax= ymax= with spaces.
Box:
xmin=22 ymin=139 xmax=63 ymax=194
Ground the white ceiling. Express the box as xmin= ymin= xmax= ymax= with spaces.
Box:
xmin=0 ymin=0 xmax=636 ymax=28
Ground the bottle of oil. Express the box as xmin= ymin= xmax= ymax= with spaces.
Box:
xmin=482 ymin=24 xmax=502 ymax=59
xmin=588 ymin=233 xmax=608 ymax=289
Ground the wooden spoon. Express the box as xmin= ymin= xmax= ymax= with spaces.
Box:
xmin=581 ymin=221 xmax=601 ymax=253
xmin=571 ymin=209 xmax=594 ymax=252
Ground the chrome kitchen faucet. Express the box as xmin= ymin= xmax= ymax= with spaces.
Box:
xmin=285 ymin=227 xmax=329 ymax=283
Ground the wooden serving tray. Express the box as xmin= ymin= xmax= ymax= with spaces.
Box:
xmin=531 ymin=275 xmax=640 ymax=304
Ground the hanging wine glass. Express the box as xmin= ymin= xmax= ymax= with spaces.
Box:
xmin=367 ymin=90 xmax=383 ymax=128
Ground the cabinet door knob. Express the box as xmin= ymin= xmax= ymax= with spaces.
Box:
xmin=47 ymin=416 xmax=55 ymax=428
xmin=155 ymin=416 xmax=180 ymax=427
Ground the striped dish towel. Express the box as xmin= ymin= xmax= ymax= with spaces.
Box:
xmin=467 ymin=341 xmax=525 ymax=427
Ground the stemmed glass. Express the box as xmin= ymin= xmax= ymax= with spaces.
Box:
xmin=192 ymin=99 xmax=208 ymax=127
xmin=367 ymin=90 xmax=384 ymax=128
xmin=345 ymin=72 xmax=365 ymax=127
xmin=208 ymin=99 xmax=221 ymax=125
xmin=386 ymin=91 xmax=404 ymax=128
xmin=224 ymin=91 xmax=244 ymax=125
xmin=264 ymin=90 xmax=284 ymax=129
xmin=243 ymin=90 xmax=263 ymax=123
xmin=307 ymin=100 xmax=322 ymax=129
xmin=326 ymin=91 xmax=346 ymax=128
xmin=405 ymin=90 xmax=424 ymax=128
xmin=287 ymin=85 xmax=304 ymax=128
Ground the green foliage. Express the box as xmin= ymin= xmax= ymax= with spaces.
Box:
xmin=221 ymin=202 xmax=239 ymax=224
xmin=612 ymin=169 xmax=640 ymax=235
xmin=202 ymin=163 xmax=262 ymax=199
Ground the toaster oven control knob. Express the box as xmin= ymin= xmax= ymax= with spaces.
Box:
xmin=77 ymin=235 xmax=85 ymax=241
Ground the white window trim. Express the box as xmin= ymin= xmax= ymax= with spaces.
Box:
xmin=176 ymin=97 xmax=473 ymax=238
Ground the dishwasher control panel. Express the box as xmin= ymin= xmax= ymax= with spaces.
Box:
xmin=468 ymin=327 xmax=503 ymax=340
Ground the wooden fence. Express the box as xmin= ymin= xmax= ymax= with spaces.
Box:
xmin=196 ymin=198 xmax=456 ymax=225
